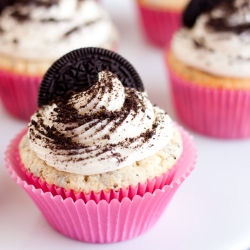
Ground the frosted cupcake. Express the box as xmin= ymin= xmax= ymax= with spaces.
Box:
xmin=0 ymin=0 xmax=118 ymax=120
xmin=6 ymin=48 xmax=196 ymax=243
xmin=166 ymin=0 xmax=250 ymax=138
xmin=136 ymin=0 xmax=190 ymax=47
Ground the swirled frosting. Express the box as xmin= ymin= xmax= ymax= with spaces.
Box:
xmin=0 ymin=0 xmax=116 ymax=60
xmin=172 ymin=0 xmax=250 ymax=78
xmin=28 ymin=71 xmax=174 ymax=175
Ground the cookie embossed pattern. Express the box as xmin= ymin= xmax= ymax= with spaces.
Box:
xmin=38 ymin=47 xmax=144 ymax=106
xmin=5 ymin=47 xmax=196 ymax=243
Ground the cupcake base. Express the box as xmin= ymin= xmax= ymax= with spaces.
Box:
xmin=137 ymin=4 xmax=181 ymax=48
xmin=168 ymin=66 xmax=250 ymax=138
xmin=5 ymin=125 xmax=196 ymax=243
xmin=0 ymin=69 xmax=42 ymax=120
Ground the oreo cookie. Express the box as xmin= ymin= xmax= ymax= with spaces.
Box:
xmin=38 ymin=47 xmax=144 ymax=107
xmin=182 ymin=0 xmax=233 ymax=28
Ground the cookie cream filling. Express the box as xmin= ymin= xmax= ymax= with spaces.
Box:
xmin=171 ymin=0 xmax=250 ymax=78
xmin=28 ymin=71 xmax=174 ymax=175
xmin=0 ymin=0 xmax=116 ymax=60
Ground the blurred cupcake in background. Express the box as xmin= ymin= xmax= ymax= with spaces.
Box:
xmin=0 ymin=0 xmax=119 ymax=121
xmin=166 ymin=0 xmax=250 ymax=138
xmin=136 ymin=0 xmax=190 ymax=47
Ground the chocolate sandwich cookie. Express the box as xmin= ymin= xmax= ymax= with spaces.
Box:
xmin=38 ymin=47 xmax=144 ymax=107
xmin=183 ymin=0 xmax=234 ymax=28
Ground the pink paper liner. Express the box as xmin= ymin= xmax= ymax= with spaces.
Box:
xmin=167 ymin=64 xmax=250 ymax=138
xmin=18 ymin=129 xmax=180 ymax=203
xmin=5 ymin=125 xmax=196 ymax=243
xmin=137 ymin=4 xmax=182 ymax=48
xmin=0 ymin=69 xmax=42 ymax=121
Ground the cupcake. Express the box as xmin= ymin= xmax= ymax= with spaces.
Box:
xmin=136 ymin=0 xmax=190 ymax=47
xmin=6 ymin=47 xmax=196 ymax=243
xmin=166 ymin=0 xmax=250 ymax=138
xmin=0 ymin=0 xmax=118 ymax=121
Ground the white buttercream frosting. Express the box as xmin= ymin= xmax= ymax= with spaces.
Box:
xmin=0 ymin=0 xmax=116 ymax=60
xmin=28 ymin=71 xmax=174 ymax=175
xmin=171 ymin=0 xmax=250 ymax=78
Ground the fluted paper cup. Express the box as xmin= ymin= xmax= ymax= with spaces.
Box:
xmin=0 ymin=69 xmax=41 ymax=120
xmin=19 ymin=127 xmax=182 ymax=203
xmin=5 ymin=125 xmax=196 ymax=243
xmin=167 ymin=65 xmax=250 ymax=138
xmin=137 ymin=3 xmax=182 ymax=48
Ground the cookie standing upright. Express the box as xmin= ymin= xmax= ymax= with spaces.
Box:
xmin=0 ymin=0 xmax=119 ymax=120
xmin=6 ymin=47 xmax=196 ymax=243
xmin=166 ymin=0 xmax=250 ymax=138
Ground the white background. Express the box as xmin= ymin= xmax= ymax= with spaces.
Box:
xmin=1 ymin=0 xmax=250 ymax=249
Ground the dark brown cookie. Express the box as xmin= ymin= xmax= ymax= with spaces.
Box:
xmin=38 ymin=47 xmax=144 ymax=107
xmin=182 ymin=0 xmax=233 ymax=28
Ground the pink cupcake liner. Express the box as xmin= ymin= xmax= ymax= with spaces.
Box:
xmin=137 ymin=4 xmax=182 ymax=48
xmin=18 ymin=128 xmax=180 ymax=203
xmin=0 ymin=69 xmax=42 ymax=120
xmin=21 ymin=161 xmax=179 ymax=203
xmin=167 ymin=65 xmax=250 ymax=138
xmin=5 ymin=125 xmax=196 ymax=243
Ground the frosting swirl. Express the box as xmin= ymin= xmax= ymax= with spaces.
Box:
xmin=28 ymin=71 xmax=174 ymax=175
xmin=0 ymin=0 xmax=117 ymax=60
xmin=172 ymin=0 xmax=250 ymax=78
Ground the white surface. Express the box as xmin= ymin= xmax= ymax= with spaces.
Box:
xmin=1 ymin=0 xmax=250 ymax=249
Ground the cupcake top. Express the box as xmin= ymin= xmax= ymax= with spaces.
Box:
xmin=27 ymin=48 xmax=175 ymax=176
xmin=171 ymin=0 xmax=250 ymax=78
xmin=0 ymin=0 xmax=117 ymax=61
xmin=28 ymin=70 xmax=173 ymax=175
